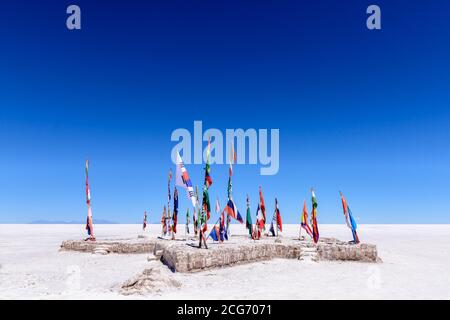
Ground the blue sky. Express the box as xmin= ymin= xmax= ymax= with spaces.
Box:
xmin=0 ymin=0 xmax=449 ymax=224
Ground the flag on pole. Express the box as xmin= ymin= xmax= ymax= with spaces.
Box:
xmin=340 ymin=192 xmax=360 ymax=244
xmin=175 ymin=150 xmax=196 ymax=207
xmin=259 ymin=186 xmax=266 ymax=229
xmin=311 ymin=189 xmax=319 ymax=243
xmin=256 ymin=203 xmax=265 ymax=231
xmin=301 ymin=201 xmax=313 ymax=238
xmin=209 ymin=225 xmax=226 ymax=242
xmin=193 ymin=186 xmax=200 ymax=236
xmin=85 ymin=160 xmax=95 ymax=239
xmin=172 ymin=187 xmax=178 ymax=234
xmin=201 ymin=139 xmax=213 ymax=232
xmin=228 ymin=142 xmax=236 ymax=177
xmin=270 ymin=198 xmax=282 ymax=236
xmin=246 ymin=195 xmax=252 ymax=236
xmin=193 ymin=208 xmax=198 ymax=235
xmin=161 ymin=206 xmax=167 ymax=236
xmin=224 ymin=199 xmax=243 ymax=223
xmin=186 ymin=209 xmax=190 ymax=234
xmin=275 ymin=198 xmax=282 ymax=233
xmin=143 ymin=211 xmax=147 ymax=231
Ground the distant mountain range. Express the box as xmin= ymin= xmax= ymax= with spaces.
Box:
xmin=30 ymin=219 xmax=118 ymax=224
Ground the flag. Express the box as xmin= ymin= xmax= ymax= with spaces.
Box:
xmin=224 ymin=199 xmax=243 ymax=223
xmin=269 ymin=198 xmax=282 ymax=236
xmin=340 ymin=192 xmax=360 ymax=244
xmin=85 ymin=160 xmax=94 ymax=238
xmin=246 ymin=195 xmax=252 ymax=236
xmin=209 ymin=226 xmax=220 ymax=242
xmin=220 ymin=220 xmax=228 ymax=241
xmin=193 ymin=186 xmax=200 ymax=235
xmin=205 ymin=138 xmax=213 ymax=188
xmin=172 ymin=187 xmax=178 ymax=234
xmin=201 ymin=138 xmax=213 ymax=232
xmin=143 ymin=211 xmax=147 ymax=231
xmin=161 ymin=206 xmax=167 ymax=235
xmin=209 ymin=225 xmax=226 ymax=242
xmin=228 ymin=142 xmax=236 ymax=177
xmin=311 ymin=190 xmax=319 ymax=243
xmin=193 ymin=208 xmax=198 ymax=235
xmin=275 ymin=198 xmax=282 ymax=232
xmin=259 ymin=186 xmax=266 ymax=229
xmin=175 ymin=150 xmax=196 ymax=207
xmin=256 ymin=203 xmax=265 ymax=230
xmin=301 ymin=201 xmax=313 ymax=238
xmin=168 ymin=169 xmax=172 ymax=204
xmin=186 ymin=209 xmax=190 ymax=234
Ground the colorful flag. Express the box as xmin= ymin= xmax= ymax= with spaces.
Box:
xmin=340 ymin=192 xmax=360 ymax=244
xmin=311 ymin=189 xmax=319 ymax=243
xmin=175 ymin=150 xmax=196 ymax=207
xmin=275 ymin=198 xmax=282 ymax=233
xmin=259 ymin=186 xmax=266 ymax=229
xmin=246 ymin=195 xmax=252 ymax=236
xmin=172 ymin=187 xmax=178 ymax=234
xmin=209 ymin=226 xmax=220 ymax=242
xmin=224 ymin=199 xmax=243 ymax=223
xmin=269 ymin=198 xmax=282 ymax=236
xmin=201 ymin=139 xmax=213 ymax=232
xmin=256 ymin=203 xmax=265 ymax=230
xmin=205 ymin=138 xmax=213 ymax=188
xmin=193 ymin=186 xmax=200 ymax=236
xmin=209 ymin=225 xmax=226 ymax=242
xmin=85 ymin=160 xmax=94 ymax=239
xmin=301 ymin=201 xmax=313 ymax=238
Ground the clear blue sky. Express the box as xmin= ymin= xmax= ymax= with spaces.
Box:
xmin=0 ymin=1 xmax=449 ymax=223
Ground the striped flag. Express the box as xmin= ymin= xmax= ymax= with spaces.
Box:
xmin=301 ymin=201 xmax=313 ymax=238
xmin=259 ymin=186 xmax=266 ymax=229
xmin=269 ymin=198 xmax=282 ymax=236
xmin=340 ymin=192 xmax=360 ymax=244
xmin=175 ymin=150 xmax=196 ymax=207
xmin=311 ymin=189 xmax=319 ymax=243
xmin=256 ymin=203 xmax=265 ymax=230
xmin=224 ymin=199 xmax=243 ymax=223
xmin=275 ymin=198 xmax=282 ymax=232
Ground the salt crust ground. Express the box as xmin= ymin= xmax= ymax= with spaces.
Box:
xmin=1 ymin=224 xmax=449 ymax=299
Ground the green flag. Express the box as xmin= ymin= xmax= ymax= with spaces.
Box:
xmin=246 ymin=195 xmax=252 ymax=236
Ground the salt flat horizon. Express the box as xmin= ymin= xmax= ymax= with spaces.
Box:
xmin=1 ymin=224 xmax=449 ymax=300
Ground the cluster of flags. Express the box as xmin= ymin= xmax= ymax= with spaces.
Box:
xmin=82 ymin=157 xmax=360 ymax=246
xmin=298 ymin=189 xmax=319 ymax=243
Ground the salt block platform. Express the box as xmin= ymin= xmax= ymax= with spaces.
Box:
xmin=60 ymin=236 xmax=379 ymax=272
